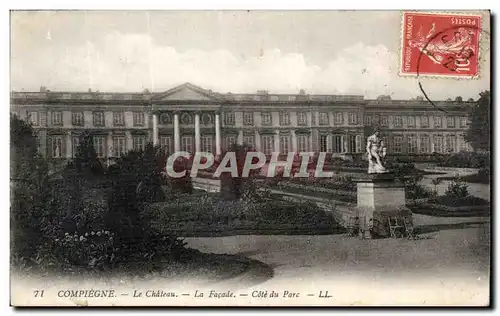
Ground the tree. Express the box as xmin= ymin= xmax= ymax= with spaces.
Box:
xmin=74 ymin=131 xmax=104 ymax=175
xmin=10 ymin=114 xmax=52 ymax=261
xmin=455 ymin=96 xmax=463 ymax=103
xmin=465 ymin=91 xmax=490 ymax=152
xmin=214 ymin=143 xmax=261 ymax=201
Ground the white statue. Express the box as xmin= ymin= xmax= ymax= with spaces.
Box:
xmin=366 ymin=130 xmax=388 ymax=174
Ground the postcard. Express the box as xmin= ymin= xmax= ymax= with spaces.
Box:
xmin=10 ymin=10 xmax=491 ymax=307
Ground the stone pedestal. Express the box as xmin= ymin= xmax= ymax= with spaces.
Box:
xmin=353 ymin=173 xmax=412 ymax=238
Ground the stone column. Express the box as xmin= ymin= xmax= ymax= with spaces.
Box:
xmin=195 ymin=112 xmax=201 ymax=153
xmin=107 ymin=132 xmax=113 ymax=158
xmin=291 ymin=130 xmax=297 ymax=153
xmin=152 ymin=111 xmax=159 ymax=146
xmin=274 ymin=131 xmax=280 ymax=153
xmin=237 ymin=130 xmax=243 ymax=145
xmin=215 ymin=112 xmax=221 ymax=155
xmin=255 ymin=130 xmax=261 ymax=151
xmin=174 ymin=112 xmax=180 ymax=152
xmin=66 ymin=131 xmax=72 ymax=158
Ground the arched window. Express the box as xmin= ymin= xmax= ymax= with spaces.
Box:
xmin=160 ymin=113 xmax=172 ymax=124
xmin=181 ymin=113 xmax=193 ymax=124
xmin=201 ymin=113 xmax=213 ymax=125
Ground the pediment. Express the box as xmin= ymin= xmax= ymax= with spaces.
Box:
xmin=154 ymin=83 xmax=218 ymax=101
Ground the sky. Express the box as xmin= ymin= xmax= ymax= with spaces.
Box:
xmin=10 ymin=10 xmax=490 ymax=99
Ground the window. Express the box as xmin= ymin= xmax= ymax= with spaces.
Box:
xmin=459 ymin=135 xmax=469 ymax=151
xmin=407 ymin=116 xmax=416 ymax=128
xmin=459 ymin=117 xmax=467 ymax=128
xmin=133 ymin=112 xmax=144 ymax=126
xmin=280 ymin=112 xmax=291 ymax=126
xmin=420 ymin=116 xmax=429 ymax=128
xmin=93 ymin=136 xmax=105 ymax=158
xmin=297 ymin=112 xmax=307 ymax=126
xmin=181 ymin=113 xmax=193 ymax=125
xmin=332 ymin=135 xmax=342 ymax=153
xmin=113 ymin=136 xmax=126 ymax=157
xmin=446 ymin=135 xmax=456 ymax=153
xmin=51 ymin=135 xmax=63 ymax=158
xmin=28 ymin=111 xmax=39 ymax=126
xmin=319 ymin=112 xmax=329 ymax=125
xmin=224 ymin=136 xmax=236 ymax=150
xmin=319 ymin=135 xmax=328 ymax=152
xmin=348 ymin=112 xmax=358 ymax=125
xmin=261 ymin=112 xmax=272 ymax=126
xmin=372 ymin=115 xmax=380 ymax=125
xmin=434 ymin=116 xmax=442 ymax=128
xmin=51 ymin=111 xmax=63 ymax=126
xmin=393 ymin=116 xmax=403 ymax=127
xmin=243 ymin=135 xmax=254 ymax=147
xmin=94 ymin=111 xmax=105 ymax=127
xmin=297 ymin=135 xmax=308 ymax=152
xmin=112 ymin=112 xmax=124 ymax=126
xmin=201 ymin=113 xmax=213 ymax=125
xmin=364 ymin=115 xmax=372 ymax=126
xmin=380 ymin=115 xmax=389 ymax=127
xmin=261 ymin=135 xmax=274 ymax=155
xmin=133 ymin=136 xmax=146 ymax=152
xmin=72 ymin=136 xmax=80 ymax=157
xmin=279 ymin=135 xmax=290 ymax=153
xmin=334 ymin=112 xmax=343 ymax=125
xmin=356 ymin=135 xmax=362 ymax=153
xmin=223 ymin=112 xmax=235 ymax=126
xmin=407 ymin=134 xmax=417 ymax=154
xmin=446 ymin=116 xmax=455 ymax=128
xmin=160 ymin=113 xmax=172 ymax=124
xmin=160 ymin=136 xmax=172 ymax=154
xmin=348 ymin=135 xmax=357 ymax=152
xmin=242 ymin=112 xmax=254 ymax=126
xmin=72 ymin=112 xmax=84 ymax=126
xmin=201 ymin=135 xmax=213 ymax=153
xmin=420 ymin=134 xmax=430 ymax=153
xmin=393 ymin=135 xmax=403 ymax=153
xmin=433 ymin=135 xmax=444 ymax=153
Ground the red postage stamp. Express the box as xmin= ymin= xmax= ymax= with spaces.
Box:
xmin=400 ymin=12 xmax=483 ymax=78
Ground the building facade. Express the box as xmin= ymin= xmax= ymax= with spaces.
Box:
xmin=10 ymin=82 xmax=473 ymax=160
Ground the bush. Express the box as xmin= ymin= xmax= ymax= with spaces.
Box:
xmin=438 ymin=151 xmax=490 ymax=169
xmin=445 ymin=178 xmax=469 ymax=198
xmin=52 ymin=230 xmax=116 ymax=271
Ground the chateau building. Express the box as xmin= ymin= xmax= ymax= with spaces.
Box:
xmin=10 ymin=82 xmax=473 ymax=160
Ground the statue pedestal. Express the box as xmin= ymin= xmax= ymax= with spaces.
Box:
xmin=352 ymin=173 xmax=412 ymax=238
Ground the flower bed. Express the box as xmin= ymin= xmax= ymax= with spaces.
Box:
xmin=409 ymin=195 xmax=490 ymax=217
xmin=143 ymin=196 xmax=343 ymax=236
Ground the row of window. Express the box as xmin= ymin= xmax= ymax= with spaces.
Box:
xmin=365 ymin=115 xmax=468 ymax=128
xmin=49 ymin=135 xmax=148 ymax=158
xmin=28 ymin=110 xmax=469 ymax=130
xmin=28 ymin=111 xmax=146 ymax=127
xmin=386 ymin=134 xmax=467 ymax=154
xmin=48 ymin=132 xmax=468 ymax=158
xmin=222 ymin=111 xmax=358 ymax=126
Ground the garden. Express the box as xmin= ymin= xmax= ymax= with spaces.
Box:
xmin=10 ymin=115 xmax=342 ymax=280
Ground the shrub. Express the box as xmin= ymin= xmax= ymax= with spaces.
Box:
xmin=52 ymin=230 xmax=116 ymax=271
xmin=445 ymin=178 xmax=469 ymax=198
xmin=438 ymin=151 xmax=490 ymax=169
